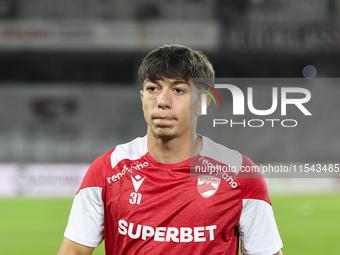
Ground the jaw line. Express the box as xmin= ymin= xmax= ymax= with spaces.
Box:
xmin=150 ymin=128 xmax=177 ymax=141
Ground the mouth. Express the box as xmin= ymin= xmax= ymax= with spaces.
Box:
xmin=152 ymin=116 xmax=176 ymax=124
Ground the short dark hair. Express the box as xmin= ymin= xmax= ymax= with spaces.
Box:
xmin=138 ymin=44 xmax=215 ymax=87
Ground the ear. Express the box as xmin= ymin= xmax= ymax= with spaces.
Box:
xmin=197 ymin=93 xmax=212 ymax=116
xmin=140 ymin=90 xmax=145 ymax=112
xmin=140 ymin=90 xmax=144 ymax=101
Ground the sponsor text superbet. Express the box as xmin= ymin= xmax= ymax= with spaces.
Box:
xmin=118 ymin=220 xmax=217 ymax=242
xmin=201 ymin=84 xmax=312 ymax=128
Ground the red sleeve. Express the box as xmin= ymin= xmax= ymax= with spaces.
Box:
xmin=76 ymin=148 xmax=115 ymax=194
xmin=237 ymin=155 xmax=271 ymax=205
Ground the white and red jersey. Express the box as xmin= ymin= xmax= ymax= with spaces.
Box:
xmin=64 ymin=135 xmax=283 ymax=255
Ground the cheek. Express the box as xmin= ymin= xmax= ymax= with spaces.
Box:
xmin=142 ymin=99 xmax=155 ymax=121
xmin=143 ymin=102 xmax=150 ymax=114
xmin=141 ymin=100 xmax=149 ymax=115
xmin=190 ymin=97 xmax=200 ymax=113
xmin=188 ymin=102 xmax=197 ymax=120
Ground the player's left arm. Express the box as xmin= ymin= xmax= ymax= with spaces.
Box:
xmin=238 ymin=198 xmax=283 ymax=255
xmin=57 ymin=237 xmax=95 ymax=255
xmin=237 ymin=155 xmax=283 ymax=255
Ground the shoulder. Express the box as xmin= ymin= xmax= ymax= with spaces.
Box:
xmin=238 ymin=155 xmax=271 ymax=205
xmin=78 ymin=136 xmax=148 ymax=191
xmin=110 ymin=135 xmax=148 ymax=168
xmin=200 ymin=136 xmax=270 ymax=204
xmin=200 ymin=136 xmax=243 ymax=171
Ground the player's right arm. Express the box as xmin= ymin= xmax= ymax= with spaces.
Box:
xmin=57 ymin=237 xmax=94 ymax=255
xmin=58 ymin=150 xmax=112 ymax=255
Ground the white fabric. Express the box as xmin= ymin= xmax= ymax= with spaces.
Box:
xmin=64 ymin=187 xmax=105 ymax=247
xmin=239 ymin=199 xmax=283 ymax=255
xmin=110 ymin=136 xmax=148 ymax=169
xmin=200 ymin=136 xmax=243 ymax=174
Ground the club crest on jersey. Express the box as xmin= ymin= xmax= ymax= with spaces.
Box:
xmin=197 ymin=176 xmax=221 ymax=198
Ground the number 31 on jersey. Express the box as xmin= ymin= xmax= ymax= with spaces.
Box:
xmin=129 ymin=192 xmax=142 ymax=204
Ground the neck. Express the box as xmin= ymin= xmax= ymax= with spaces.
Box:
xmin=147 ymin=129 xmax=202 ymax=164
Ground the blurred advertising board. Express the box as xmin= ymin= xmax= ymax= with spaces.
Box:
xmin=0 ymin=163 xmax=88 ymax=197
xmin=0 ymin=20 xmax=218 ymax=51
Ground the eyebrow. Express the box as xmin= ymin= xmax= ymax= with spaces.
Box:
xmin=144 ymin=78 xmax=189 ymax=86
xmin=171 ymin=80 xmax=189 ymax=86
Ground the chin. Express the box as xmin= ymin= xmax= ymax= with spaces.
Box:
xmin=151 ymin=129 xmax=178 ymax=141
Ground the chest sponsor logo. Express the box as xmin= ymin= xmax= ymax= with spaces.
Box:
xmin=197 ymin=176 xmax=221 ymax=198
xmin=128 ymin=161 xmax=149 ymax=172
xmin=107 ymin=161 xmax=149 ymax=184
xmin=118 ymin=219 xmax=217 ymax=242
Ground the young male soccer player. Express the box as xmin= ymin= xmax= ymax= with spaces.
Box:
xmin=57 ymin=45 xmax=283 ymax=255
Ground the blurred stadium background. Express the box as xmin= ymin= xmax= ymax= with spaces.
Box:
xmin=0 ymin=0 xmax=339 ymax=254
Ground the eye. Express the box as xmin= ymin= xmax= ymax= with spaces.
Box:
xmin=146 ymin=86 xmax=158 ymax=92
xmin=174 ymin=88 xmax=185 ymax=94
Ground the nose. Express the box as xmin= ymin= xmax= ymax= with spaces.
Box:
xmin=157 ymin=89 xmax=171 ymax=109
